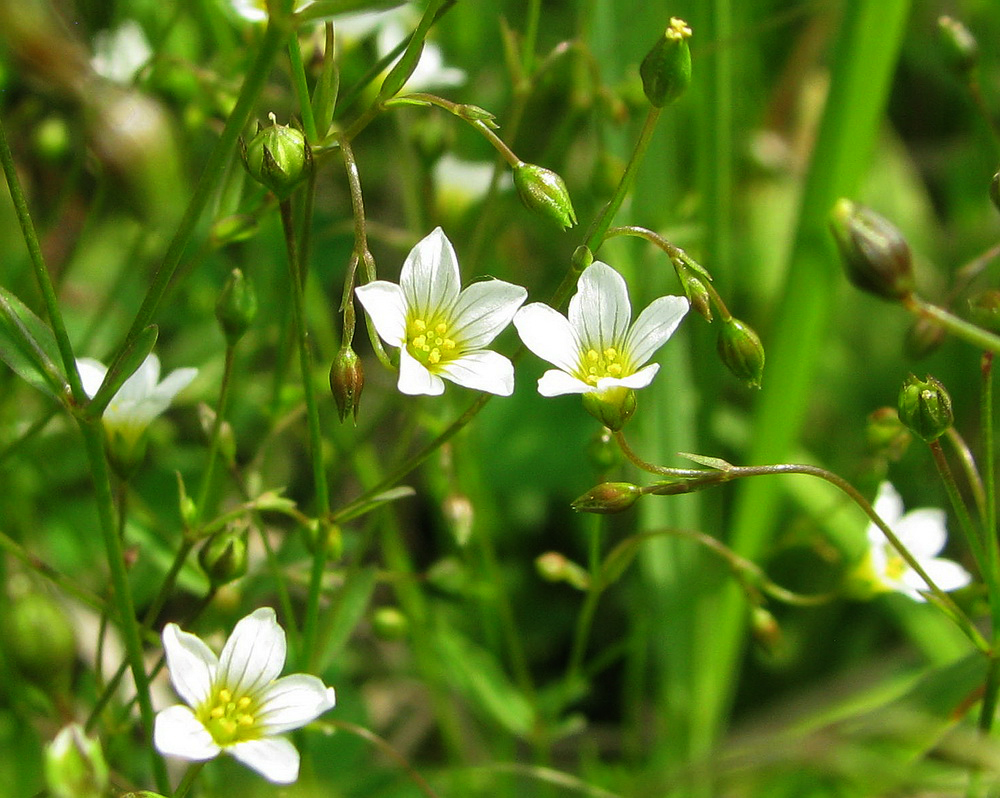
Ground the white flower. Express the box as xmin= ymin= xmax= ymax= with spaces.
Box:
xmin=513 ymin=262 xmax=689 ymax=397
xmin=862 ymin=481 xmax=972 ymax=602
xmin=76 ymin=353 xmax=197 ymax=452
xmin=228 ymin=0 xmax=313 ymax=23
xmin=154 ymin=607 xmax=336 ymax=784
xmin=355 ymin=227 xmax=527 ymax=397
xmin=91 ymin=21 xmax=153 ymax=84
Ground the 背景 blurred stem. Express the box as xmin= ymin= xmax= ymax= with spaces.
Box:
xmin=903 ymin=294 xmax=1000 ymax=354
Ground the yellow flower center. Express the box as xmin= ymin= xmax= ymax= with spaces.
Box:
xmin=580 ymin=346 xmax=627 ymax=386
xmin=406 ymin=317 xmax=458 ymax=368
xmin=883 ymin=552 xmax=908 ymax=583
xmin=200 ymin=687 xmax=259 ymax=745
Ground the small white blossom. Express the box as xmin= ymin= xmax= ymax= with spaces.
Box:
xmin=154 ymin=607 xmax=336 ymax=784
xmin=91 ymin=21 xmax=153 ymax=84
xmin=862 ymin=481 xmax=972 ymax=602
xmin=513 ymin=262 xmax=689 ymax=397
xmin=355 ymin=227 xmax=526 ymax=396
xmin=76 ymin=353 xmax=197 ymax=453
xmin=228 ymin=0 xmax=312 ymax=23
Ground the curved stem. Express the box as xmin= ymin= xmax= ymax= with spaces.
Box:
xmin=903 ymin=294 xmax=1000 ymax=355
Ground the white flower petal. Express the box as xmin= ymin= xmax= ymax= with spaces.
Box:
xmin=595 ymin=363 xmax=660 ymax=392
xmin=894 ymin=508 xmax=948 ymax=558
xmin=569 ymin=262 xmax=632 ymax=351
xmin=870 ymin=482 xmax=904 ymax=537
xmin=218 ymin=608 xmax=286 ymax=696
xmin=624 ymin=295 xmax=689 ymax=368
xmin=437 ymin=351 xmax=515 ymax=395
xmin=228 ymin=737 xmax=300 ymax=784
xmin=513 ymin=303 xmax=581 ymax=374
xmin=355 ymin=281 xmax=408 ymax=346
xmin=920 ymin=557 xmax=973 ymax=593
xmin=116 ymin=354 xmax=161 ymax=405
xmin=76 ymin=358 xmax=108 ymax=399
xmin=537 ymin=369 xmax=592 ymax=396
xmin=161 ymin=623 xmax=217 ymax=708
xmin=448 ymin=280 xmax=527 ymax=349
xmin=400 ymin=227 xmax=460 ymax=318
xmin=398 ymin=348 xmax=445 ymax=396
xmin=256 ymin=674 xmax=336 ymax=735
xmin=154 ymin=705 xmax=220 ymax=761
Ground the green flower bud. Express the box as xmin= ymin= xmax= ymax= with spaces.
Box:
xmin=639 ymin=17 xmax=693 ymax=108
xmin=571 ymin=481 xmax=642 ymax=514
xmin=969 ymin=289 xmax=1000 ymax=333
xmin=535 ymin=552 xmax=590 ymax=590
xmin=581 ymin=386 xmax=636 ymax=431
xmin=866 ymin=406 xmax=911 ymax=461
xmin=897 ymin=373 xmax=953 ymax=442
xmin=677 ymin=262 xmax=713 ymax=321
xmin=198 ymin=527 xmax=249 ymax=587
xmin=571 ymin=245 xmax=594 ymax=273
xmin=830 ymin=199 xmax=915 ymax=301
xmin=3 ymin=589 xmax=76 ymax=694
xmin=938 ymin=16 xmax=978 ymax=78
xmin=717 ymin=317 xmax=765 ymax=388
xmin=371 ymin=606 xmax=409 ymax=641
xmin=33 ymin=116 xmax=71 ymax=163
xmin=240 ymin=114 xmax=312 ymax=200
xmin=749 ymin=606 xmax=783 ymax=658
xmin=215 ymin=268 xmax=258 ymax=346
xmin=303 ymin=519 xmax=343 ymax=560
xmin=513 ymin=161 xmax=577 ymax=229
xmin=45 ymin=724 xmax=108 ymax=798
xmin=330 ymin=346 xmax=364 ymax=423
xmin=904 ymin=316 xmax=946 ymax=359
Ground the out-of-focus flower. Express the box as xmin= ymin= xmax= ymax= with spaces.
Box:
xmin=90 ymin=21 xmax=152 ymax=84
xmin=77 ymin=353 xmax=197 ymax=459
xmin=355 ymin=227 xmax=526 ymax=396
xmin=513 ymin=262 xmax=688 ymax=428
xmin=45 ymin=724 xmax=108 ymax=798
xmin=154 ymin=608 xmax=336 ymax=784
xmin=228 ymin=0 xmax=311 ymax=23
xmin=856 ymin=482 xmax=972 ymax=602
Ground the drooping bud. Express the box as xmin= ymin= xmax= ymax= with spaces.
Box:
xmin=830 ymin=199 xmax=915 ymax=301
xmin=198 ymin=527 xmax=249 ymax=588
xmin=512 ymin=161 xmax=577 ymax=229
xmin=581 ymin=386 xmax=636 ymax=431
xmin=330 ymin=346 xmax=364 ymax=423
xmin=586 ymin=427 xmax=621 ymax=474
xmin=571 ymin=481 xmax=642 ymax=514
xmin=215 ymin=268 xmax=258 ymax=346
xmin=717 ymin=317 xmax=765 ymax=388
xmin=897 ymin=373 xmax=953 ymax=442
xmin=372 ymin=606 xmax=409 ymax=640
xmin=535 ymin=552 xmax=590 ymax=590
xmin=937 ymin=16 xmax=978 ymax=78
xmin=676 ymin=261 xmax=713 ymax=321
xmin=239 ymin=114 xmax=312 ymax=200
xmin=45 ymin=724 xmax=108 ymax=798
xmin=3 ymin=588 xmax=76 ymax=695
xmin=639 ymin=17 xmax=693 ymax=108
xmin=866 ymin=407 xmax=911 ymax=461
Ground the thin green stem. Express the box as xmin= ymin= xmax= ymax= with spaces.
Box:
xmin=194 ymin=345 xmax=237 ymax=521
xmin=173 ymin=761 xmax=205 ymax=798
xmin=904 ymin=295 xmax=1000 ymax=354
xmin=981 ymin=352 xmax=1000 ymax=637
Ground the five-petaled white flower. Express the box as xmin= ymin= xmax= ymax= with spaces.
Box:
xmin=513 ymin=261 xmax=689 ymax=397
xmin=154 ymin=607 xmax=336 ymax=784
xmin=355 ymin=227 xmax=527 ymax=396
xmin=77 ymin=353 xmax=197 ymax=454
xmin=861 ymin=481 xmax=972 ymax=602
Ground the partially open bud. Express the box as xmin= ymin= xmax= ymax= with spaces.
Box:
xmin=938 ymin=16 xmax=978 ymax=78
xmin=216 ymin=268 xmax=258 ymax=346
xmin=330 ymin=345 xmax=364 ymax=423
xmin=535 ymin=552 xmax=590 ymax=590
xmin=866 ymin=407 xmax=911 ymax=461
xmin=830 ymin=199 xmax=915 ymax=301
xmin=717 ymin=317 xmax=765 ymax=388
xmin=571 ymin=481 xmax=642 ymax=514
xmin=240 ymin=114 xmax=312 ymax=200
xmin=639 ymin=17 xmax=693 ymax=108
xmin=898 ymin=373 xmax=953 ymax=442
xmin=198 ymin=527 xmax=249 ymax=588
xmin=581 ymin=386 xmax=636 ymax=431
xmin=513 ymin=161 xmax=577 ymax=229
xmin=3 ymin=588 xmax=76 ymax=695
xmin=45 ymin=724 xmax=108 ymax=798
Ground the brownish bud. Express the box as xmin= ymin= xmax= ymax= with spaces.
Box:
xmin=830 ymin=199 xmax=915 ymax=301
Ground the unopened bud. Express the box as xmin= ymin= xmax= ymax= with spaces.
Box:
xmin=581 ymin=386 xmax=636 ymax=431
xmin=215 ymin=268 xmax=258 ymax=346
xmin=442 ymin=493 xmax=474 ymax=547
xmin=830 ymin=199 xmax=915 ymax=301
xmin=586 ymin=428 xmax=620 ymax=474
xmin=904 ymin=316 xmax=946 ymax=359
xmin=304 ymin=519 xmax=343 ymax=560
xmin=45 ymin=724 xmax=108 ymax=798
xmin=535 ymin=552 xmax=590 ymax=590
xmin=513 ymin=162 xmax=577 ymax=229
xmin=3 ymin=589 xmax=76 ymax=694
xmin=749 ymin=606 xmax=783 ymax=657
xmin=717 ymin=317 xmax=765 ymax=388
xmin=938 ymin=16 xmax=978 ymax=78
xmin=240 ymin=114 xmax=312 ymax=199
xmin=639 ymin=17 xmax=693 ymax=108
xmin=330 ymin=346 xmax=364 ymax=423
xmin=372 ymin=606 xmax=409 ymax=640
xmin=198 ymin=527 xmax=249 ymax=587
xmin=676 ymin=262 xmax=713 ymax=321
xmin=969 ymin=290 xmax=1000 ymax=333
xmin=898 ymin=373 xmax=953 ymax=442
xmin=571 ymin=481 xmax=642 ymax=514
xmin=866 ymin=407 xmax=911 ymax=461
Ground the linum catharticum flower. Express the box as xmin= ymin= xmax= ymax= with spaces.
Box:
xmin=154 ymin=607 xmax=336 ymax=784
xmin=856 ymin=482 xmax=971 ymax=602
xmin=355 ymin=227 xmax=527 ymax=396
xmin=76 ymin=353 xmax=197 ymax=467
xmin=513 ymin=261 xmax=689 ymax=429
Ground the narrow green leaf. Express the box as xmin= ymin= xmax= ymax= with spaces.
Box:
xmin=318 ymin=566 xmax=378 ymax=669
xmin=0 ymin=286 xmax=66 ymax=398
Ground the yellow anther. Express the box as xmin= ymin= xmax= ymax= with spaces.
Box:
xmin=237 ymin=696 xmax=252 ymax=709
xmin=238 ymin=714 xmax=255 ymax=726
xmin=210 ymin=706 xmax=225 ymax=719
xmin=413 ymin=319 xmax=427 ymax=332
xmin=604 ymin=348 xmax=618 ymax=361
xmin=442 ymin=339 xmax=456 ymax=350
xmin=218 ymin=689 xmax=232 ymax=703
xmin=434 ymin=337 xmax=443 ymax=345
xmin=428 ymin=349 xmax=441 ymax=365
xmin=413 ymin=335 xmax=428 ymax=350
xmin=435 ymin=322 xmax=447 ymax=335
xmin=587 ymin=349 xmax=599 ymax=363
xmin=608 ymin=363 xmax=623 ymax=377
